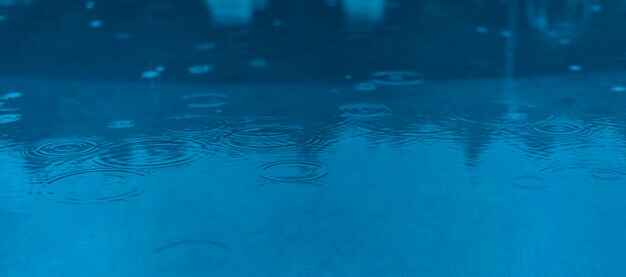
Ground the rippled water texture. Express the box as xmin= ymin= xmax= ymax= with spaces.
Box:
xmin=2 ymin=0 xmax=626 ymax=276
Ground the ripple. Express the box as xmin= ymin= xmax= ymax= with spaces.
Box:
xmin=20 ymin=137 xmax=105 ymax=161
xmin=153 ymin=239 xmax=229 ymax=272
xmin=0 ymin=113 xmax=21 ymax=124
xmin=107 ymin=120 xmax=136 ymax=129
xmin=41 ymin=169 xmax=149 ymax=204
xmin=540 ymin=166 xmax=626 ymax=182
xmin=182 ymin=93 xmax=227 ymax=109
xmin=339 ymin=103 xmax=391 ymax=119
xmin=93 ymin=136 xmax=208 ymax=170
xmin=523 ymin=118 xmax=591 ymax=137
xmin=257 ymin=160 xmax=328 ymax=183
xmin=513 ymin=176 xmax=549 ymax=190
xmin=370 ymin=71 xmax=424 ymax=85
xmin=163 ymin=115 xmax=234 ymax=138
xmin=219 ymin=117 xmax=328 ymax=154
xmin=187 ymin=64 xmax=214 ymax=75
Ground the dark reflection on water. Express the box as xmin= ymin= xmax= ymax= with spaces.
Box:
xmin=1 ymin=0 xmax=626 ymax=276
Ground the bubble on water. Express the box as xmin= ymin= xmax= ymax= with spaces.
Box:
xmin=0 ymin=114 xmax=21 ymax=124
xmin=474 ymin=26 xmax=489 ymax=33
xmin=89 ymin=20 xmax=103 ymax=28
xmin=142 ymin=70 xmax=160 ymax=79
xmin=20 ymin=137 xmax=106 ymax=161
xmin=354 ymin=82 xmax=377 ymax=91
xmin=85 ymin=1 xmax=95 ymax=9
xmin=41 ymin=169 xmax=150 ymax=204
xmin=370 ymin=71 xmax=424 ymax=85
xmin=187 ymin=65 xmax=214 ymax=75
xmin=611 ymin=86 xmax=625 ymax=93
xmin=249 ymin=59 xmax=268 ymax=68
xmin=107 ymin=120 xmax=135 ymax=129
xmin=153 ymin=239 xmax=229 ymax=272
xmin=194 ymin=42 xmax=216 ymax=51
xmin=93 ymin=136 xmax=209 ymax=170
xmin=182 ymin=93 xmax=227 ymax=109
xmin=339 ymin=103 xmax=391 ymax=119
xmin=257 ymin=160 xmax=328 ymax=183
xmin=568 ymin=65 xmax=583 ymax=72
xmin=2 ymin=92 xmax=21 ymax=100
xmin=513 ymin=176 xmax=549 ymax=190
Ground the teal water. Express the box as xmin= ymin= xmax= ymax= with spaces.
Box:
xmin=2 ymin=0 xmax=626 ymax=276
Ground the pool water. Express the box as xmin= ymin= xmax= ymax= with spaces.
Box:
xmin=2 ymin=0 xmax=626 ymax=276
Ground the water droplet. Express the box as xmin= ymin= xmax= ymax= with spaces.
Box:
xmin=568 ymin=65 xmax=583 ymax=72
xmin=2 ymin=92 xmax=22 ymax=100
xmin=85 ymin=1 xmax=95 ymax=9
xmin=474 ymin=26 xmax=489 ymax=33
xmin=107 ymin=120 xmax=135 ymax=129
xmin=0 ymin=113 xmax=21 ymax=124
xmin=370 ymin=71 xmax=424 ymax=85
xmin=93 ymin=137 xmax=209 ymax=170
xmin=249 ymin=59 xmax=268 ymax=68
xmin=181 ymin=93 xmax=227 ymax=109
xmin=141 ymin=70 xmax=160 ymax=79
xmin=153 ymin=240 xmax=229 ymax=272
xmin=42 ymin=169 xmax=150 ymax=204
xmin=20 ymin=137 xmax=105 ymax=161
xmin=354 ymin=83 xmax=377 ymax=91
xmin=612 ymin=86 xmax=625 ymax=93
xmin=339 ymin=103 xmax=391 ymax=119
xmin=187 ymin=65 xmax=214 ymax=75
xmin=89 ymin=20 xmax=103 ymax=28
xmin=257 ymin=161 xmax=328 ymax=183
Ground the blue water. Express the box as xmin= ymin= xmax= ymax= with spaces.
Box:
xmin=2 ymin=0 xmax=626 ymax=276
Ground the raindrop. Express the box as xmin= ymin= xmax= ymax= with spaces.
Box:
xmin=0 ymin=114 xmax=21 ymax=124
xmin=523 ymin=119 xmax=591 ymax=137
xmin=187 ymin=65 xmax=214 ymax=75
xmin=41 ymin=169 xmax=150 ymax=204
xmin=474 ymin=26 xmax=489 ymax=33
xmin=354 ymin=83 xmax=377 ymax=91
xmin=370 ymin=71 xmax=424 ymax=85
xmin=93 ymin=136 xmax=209 ymax=170
xmin=89 ymin=20 xmax=103 ymax=28
xmin=20 ymin=137 xmax=105 ymax=161
xmin=181 ymin=93 xmax=227 ymax=109
xmin=612 ymin=86 xmax=625 ymax=93
xmin=249 ymin=59 xmax=268 ymax=68
xmin=568 ymin=65 xmax=583 ymax=72
xmin=141 ymin=70 xmax=160 ymax=79
xmin=257 ymin=161 xmax=328 ymax=183
xmin=339 ymin=103 xmax=391 ymax=119
xmin=153 ymin=239 xmax=229 ymax=272
xmin=107 ymin=120 xmax=135 ymax=129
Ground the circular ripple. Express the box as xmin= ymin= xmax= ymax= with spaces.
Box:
xmin=163 ymin=115 xmax=234 ymax=138
xmin=153 ymin=239 xmax=229 ymax=272
xmin=93 ymin=137 xmax=208 ymax=170
xmin=257 ymin=161 xmax=328 ymax=183
xmin=524 ymin=119 xmax=590 ymax=136
xmin=107 ymin=120 xmax=136 ymax=129
xmin=370 ymin=71 xmax=424 ymax=85
xmin=541 ymin=166 xmax=626 ymax=182
xmin=217 ymin=117 xmax=329 ymax=155
xmin=21 ymin=137 xmax=105 ymax=160
xmin=41 ymin=169 xmax=149 ymax=204
xmin=0 ymin=113 xmax=21 ymax=124
xmin=182 ymin=93 xmax=227 ymax=109
xmin=339 ymin=103 xmax=391 ymax=119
